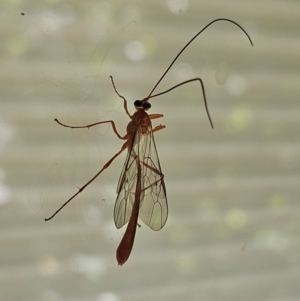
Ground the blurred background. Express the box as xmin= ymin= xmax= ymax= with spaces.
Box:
xmin=1 ymin=1 xmax=300 ymax=300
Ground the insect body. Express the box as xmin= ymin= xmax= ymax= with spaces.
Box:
xmin=114 ymin=100 xmax=167 ymax=265
xmin=45 ymin=19 xmax=253 ymax=265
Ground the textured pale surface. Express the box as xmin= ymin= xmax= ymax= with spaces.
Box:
xmin=1 ymin=1 xmax=300 ymax=301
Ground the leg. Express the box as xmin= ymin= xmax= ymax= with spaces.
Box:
xmin=149 ymin=114 xmax=164 ymax=120
xmin=55 ymin=118 xmax=126 ymax=140
xmin=109 ymin=76 xmax=131 ymax=119
xmin=152 ymin=124 xmax=166 ymax=134
xmin=45 ymin=140 xmax=129 ymax=221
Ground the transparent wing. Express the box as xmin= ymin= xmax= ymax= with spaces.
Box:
xmin=113 ymin=144 xmax=138 ymax=229
xmin=114 ymin=123 xmax=168 ymax=231
xmin=138 ymin=126 xmax=168 ymax=231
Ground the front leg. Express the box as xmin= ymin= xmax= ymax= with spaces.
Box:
xmin=152 ymin=124 xmax=166 ymax=134
xmin=149 ymin=113 xmax=164 ymax=120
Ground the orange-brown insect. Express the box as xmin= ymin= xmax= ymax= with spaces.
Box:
xmin=45 ymin=18 xmax=253 ymax=265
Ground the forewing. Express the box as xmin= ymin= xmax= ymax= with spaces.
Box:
xmin=138 ymin=127 xmax=168 ymax=231
xmin=114 ymin=127 xmax=140 ymax=229
xmin=114 ymin=123 xmax=168 ymax=231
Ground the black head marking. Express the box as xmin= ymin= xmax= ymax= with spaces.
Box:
xmin=134 ymin=100 xmax=151 ymax=110
xmin=143 ymin=102 xmax=151 ymax=110
xmin=134 ymin=100 xmax=143 ymax=108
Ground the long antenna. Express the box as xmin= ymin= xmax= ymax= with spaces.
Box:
xmin=144 ymin=18 xmax=253 ymax=101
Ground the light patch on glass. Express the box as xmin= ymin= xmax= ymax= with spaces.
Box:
xmin=167 ymin=0 xmax=189 ymax=14
xmin=172 ymin=62 xmax=193 ymax=82
xmin=225 ymin=105 xmax=253 ymax=134
xmin=0 ymin=119 xmax=15 ymax=150
xmin=37 ymin=255 xmax=61 ymax=277
xmin=225 ymin=74 xmax=247 ymax=96
xmin=38 ymin=5 xmax=77 ymax=33
xmin=0 ymin=182 xmax=11 ymax=205
xmin=225 ymin=208 xmax=247 ymax=229
xmin=123 ymin=40 xmax=146 ymax=62
xmin=0 ymin=168 xmax=11 ymax=205
xmin=96 ymin=292 xmax=120 ymax=301
xmin=255 ymin=229 xmax=288 ymax=252
xmin=69 ymin=253 xmax=106 ymax=280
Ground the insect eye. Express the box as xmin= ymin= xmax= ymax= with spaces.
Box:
xmin=134 ymin=100 xmax=143 ymax=108
xmin=143 ymin=102 xmax=151 ymax=110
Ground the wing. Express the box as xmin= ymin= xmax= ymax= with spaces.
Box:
xmin=138 ymin=126 xmax=168 ymax=231
xmin=114 ymin=123 xmax=168 ymax=231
